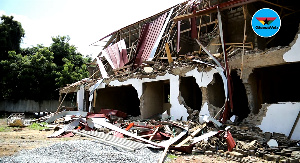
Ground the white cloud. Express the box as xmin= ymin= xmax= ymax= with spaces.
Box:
xmin=0 ymin=10 xmax=6 ymax=17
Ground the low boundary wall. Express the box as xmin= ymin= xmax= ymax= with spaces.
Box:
xmin=0 ymin=100 xmax=73 ymax=113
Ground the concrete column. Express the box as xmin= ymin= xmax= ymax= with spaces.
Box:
xmin=169 ymin=75 xmax=188 ymax=121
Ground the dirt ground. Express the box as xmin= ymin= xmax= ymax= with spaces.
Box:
xmin=0 ymin=118 xmax=89 ymax=157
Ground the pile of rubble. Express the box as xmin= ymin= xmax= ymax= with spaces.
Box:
xmin=0 ymin=140 xmax=163 ymax=163
xmin=26 ymin=109 xmax=300 ymax=162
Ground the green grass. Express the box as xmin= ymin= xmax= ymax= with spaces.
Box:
xmin=0 ymin=126 xmax=12 ymax=132
xmin=28 ymin=122 xmax=49 ymax=130
xmin=167 ymin=154 xmax=177 ymax=160
xmin=62 ymin=138 xmax=71 ymax=141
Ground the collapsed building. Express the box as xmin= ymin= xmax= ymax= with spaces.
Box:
xmin=59 ymin=0 xmax=300 ymax=141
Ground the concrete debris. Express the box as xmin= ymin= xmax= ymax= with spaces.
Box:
xmin=267 ymin=139 xmax=279 ymax=148
xmin=12 ymin=110 xmax=298 ymax=162
xmin=7 ymin=113 xmax=31 ymax=127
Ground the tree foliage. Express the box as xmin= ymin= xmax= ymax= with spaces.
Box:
xmin=0 ymin=15 xmax=91 ymax=101
xmin=0 ymin=15 xmax=25 ymax=59
xmin=50 ymin=36 xmax=90 ymax=87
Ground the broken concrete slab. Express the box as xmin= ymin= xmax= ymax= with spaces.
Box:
xmin=258 ymin=102 xmax=300 ymax=140
xmin=45 ymin=111 xmax=88 ymax=124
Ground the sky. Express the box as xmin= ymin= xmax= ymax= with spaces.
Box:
xmin=0 ymin=0 xmax=184 ymax=58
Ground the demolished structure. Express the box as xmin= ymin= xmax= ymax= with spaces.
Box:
xmin=60 ymin=0 xmax=300 ymax=140
xmin=52 ymin=0 xmax=300 ymax=162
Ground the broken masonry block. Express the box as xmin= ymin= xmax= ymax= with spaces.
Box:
xmin=248 ymin=150 xmax=255 ymax=156
xmin=205 ymin=150 xmax=213 ymax=156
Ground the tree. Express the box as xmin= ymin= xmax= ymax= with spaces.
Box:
xmin=0 ymin=15 xmax=25 ymax=60
xmin=50 ymin=36 xmax=91 ymax=88
xmin=0 ymin=15 xmax=25 ymax=99
xmin=1 ymin=48 xmax=57 ymax=100
xmin=0 ymin=15 xmax=91 ymax=101
xmin=1 ymin=36 xmax=91 ymax=101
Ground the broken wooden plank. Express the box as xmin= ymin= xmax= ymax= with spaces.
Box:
xmin=176 ymin=123 xmax=206 ymax=147
xmin=56 ymin=88 xmax=70 ymax=113
xmin=210 ymin=42 xmax=253 ymax=46
xmin=158 ymin=137 xmax=173 ymax=163
xmin=195 ymin=39 xmax=223 ymax=69
xmin=165 ymin=43 xmax=173 ymax=64
xmin=149 ymin=127 xmax=159 ymax=141
xmin=180 ymin=19 xmax=218 ymax=34
xmin=192 ymin=131 xmax=218 ymax=144
xmin=232 ymin=45 xmax=252 ymax=49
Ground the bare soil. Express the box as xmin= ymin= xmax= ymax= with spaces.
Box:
xmin=168 ymin=154 xmax=242 ymax=163
xmin=0 ymin=118 xmax=88 ymax=157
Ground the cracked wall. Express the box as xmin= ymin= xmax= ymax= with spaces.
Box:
xmin=207 ymin=73 xmax=225 ymax=116
xmin=229 ymin=26 xmax=300 ymax=112
xmin=92 ymin=67 xmax=219 ymax=121
xmin=225 ymin=22 xmax=300 ymax=139
xmin=179 ymin=77 xmax=202 ymax=121
xmin=258 ymin=102 xmax=300 ymax=140
xmin=141 ymin=80 xmax=168 ymax=119
xmin=245 ymin=102 xmax=300 ymax=140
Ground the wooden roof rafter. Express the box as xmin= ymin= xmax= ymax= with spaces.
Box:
xmin=152 ymin=1 xmax=194 ymax=60
xmin=173 ymin=0 xmax=260 ymax=22
xmin=91 ymin=1 xmax=189 ymax=45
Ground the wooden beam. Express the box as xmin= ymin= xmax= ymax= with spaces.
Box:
xmin=103 ymin=33 xmax=117 ymax=49
xmin=173 ymin=0 xmax=259 ymax=22
xmin=261 ymin=0 xmax=295 ymax=12
xmin=211 ymin=42 xmax=252 ymax=46
xmin=149 ymin=127 xmax=159 ymax=141
xmin=56 ymin=88 xmax=70 ymax=113
xmin=180 ymin=19 xmax=218 ymax=33
xmin=165 ymin=43 xmax=173 ymax=64
xmin=158 ymin=137 xmax=173 ymax=163
xmin=175 ymin=124 xmax=206 ymax=147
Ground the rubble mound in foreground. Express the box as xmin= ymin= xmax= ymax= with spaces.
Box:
xmin=0 ymin=140 xmax=162 ymax=163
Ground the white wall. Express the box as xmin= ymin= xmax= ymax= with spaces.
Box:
xmin=96 ymin=68 xmax=219 ymax=121
xmin=77 ymin=85 xmax=85 ymax=111
xmin=283 ymin=34 xmax=300 ymax=62
xmin=169 ymin=75 xmax=189 ymax=120
xmin=258 ymin=102 xmax=300 ymax=140
xmin=108 ymin=73 xmax=189 ymax=120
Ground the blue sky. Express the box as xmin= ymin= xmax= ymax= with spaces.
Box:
xmin=0 ymin=0 xmax=184 ymax=58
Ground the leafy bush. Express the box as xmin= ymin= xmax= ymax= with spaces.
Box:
xmin=167 ymin=154 xmax=177 ymax=160
xmin=28 ymin=122 xmax=49 ymax=130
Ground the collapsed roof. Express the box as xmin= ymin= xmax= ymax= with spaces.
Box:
xmin=87 ymin=0 xmax=299 ymax=80
xmin=58 ymin=0 xmax=300 ymax=140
